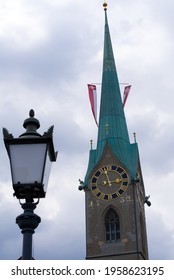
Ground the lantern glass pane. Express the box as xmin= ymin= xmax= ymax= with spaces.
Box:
xmin=43 ymin=150 xmax=52 ymax=192
xmin=9 ymin=143 xmax=47 ymax=185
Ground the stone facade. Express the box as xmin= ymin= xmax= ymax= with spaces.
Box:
xmin=85 ymin=146 xmax=148 ymax=260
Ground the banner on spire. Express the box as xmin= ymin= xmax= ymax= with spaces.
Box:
xmin=123 ymin=85 xmax=131 ymax=108
xmin=87 ymin=84 xmax=98 ymax=126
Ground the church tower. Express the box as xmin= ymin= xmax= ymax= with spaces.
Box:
xmin=79 ymin=2 xmax=149 ymax=260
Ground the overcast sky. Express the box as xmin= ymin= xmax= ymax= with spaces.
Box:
xmin=0 ymin=0 xmax=174 ymax=260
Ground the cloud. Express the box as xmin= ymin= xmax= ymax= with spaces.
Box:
xmin=147 ymin=209 xmax=174 ymax=259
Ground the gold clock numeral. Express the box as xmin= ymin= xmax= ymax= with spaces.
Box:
xmin=99 ymin=165 xmax=112 ymax=173
xmin=116 ymin=191 xmax=122 ymax=197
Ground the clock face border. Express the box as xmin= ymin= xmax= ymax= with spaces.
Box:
xmin=90 ymin=164 xmax=129 ymax=201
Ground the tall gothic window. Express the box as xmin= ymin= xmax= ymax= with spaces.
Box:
xmin=105 ymin=208 xmax=120 ymax=242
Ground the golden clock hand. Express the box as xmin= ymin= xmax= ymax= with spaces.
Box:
xmin=104 ymin=170 xmax=112 ymax=187
xmin=102 ymin=180 xmax=107 ymax=186
xmin=102 ymin=180 xmax=111 ymax=187
xmin=110 ymin=178 xmax=122 ymax=184
xmin=102 ymin=180 xmax=113 ymax=186
xmin=103 ymin=178 xmax=123 ymax=186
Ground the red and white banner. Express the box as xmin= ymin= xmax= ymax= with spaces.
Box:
xmin=123 ymin=85 xmax=131 ymax=108
xmin=87 ymin=84 xmax=98 ymax=126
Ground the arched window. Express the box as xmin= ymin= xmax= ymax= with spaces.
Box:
xmin=105 ymin=208 xmax=120 ymax=242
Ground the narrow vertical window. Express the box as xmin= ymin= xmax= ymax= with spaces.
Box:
xmin=105 ymin=209 xmax=120 ymax=242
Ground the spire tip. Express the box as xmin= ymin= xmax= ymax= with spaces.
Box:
xmin=103 ymin=1 xmax=107 ymax=11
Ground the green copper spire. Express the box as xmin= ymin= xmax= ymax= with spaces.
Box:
xmin=97 ymin=7 xmax=130 ymax=154
xmin=84 ymin=4 xmax=139 ymax=185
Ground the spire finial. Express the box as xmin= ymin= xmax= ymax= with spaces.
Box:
xmin=133 ymin=132 xmax=136 ymax=143
xmin=90 ymin=139 xmax=93 ymax=150
xmin=103 ymin=1 xmax=107 ymax=11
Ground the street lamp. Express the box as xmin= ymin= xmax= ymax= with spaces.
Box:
xmin=3 ymin=109 xmax=57 ymax=259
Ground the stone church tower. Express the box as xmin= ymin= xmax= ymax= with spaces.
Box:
xmin=79 ymin=2 xmax=150 ymax=260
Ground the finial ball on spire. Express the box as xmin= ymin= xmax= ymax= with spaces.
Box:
xmin=103 ymin=1 xmax=108 ymax=10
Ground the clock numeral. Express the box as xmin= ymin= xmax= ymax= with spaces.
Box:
xmin=116 ymin=191 xmax=122 ymax=197
xmin=91 ymin=187 xmax=98 ymax=196
xmin=112 ymin=193 xmax=118 ymax=199
xmin=103 ymin=194 xmax=116 ymax=200
xmin=92 ymin=177 xmax=97 ymax=184
xmin=117 ymin=189 xmax=124 ymax=196
xmin=117 ymin=166 xmax=124 ymax=174
xmin=99 ymin=167 xmax=105 ymax=173
xmin=111 ymin=165 xmax=117 ymax=170
xmin=122 ymin=172 xmax=128 ymax=179
xmin=99 ymin=165 xmax=112 ymax=173
xmin=95 ymin=170 xmax=101 ymax=177
xmin=96 ymin=192 xmax=101 ymax=198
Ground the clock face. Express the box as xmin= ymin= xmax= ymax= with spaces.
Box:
xmin=91 ymin=165 xmax=129 ymax=200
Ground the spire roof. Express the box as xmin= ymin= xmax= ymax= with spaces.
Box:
xmin=97 ymin=7 xmax=130 ymax=152
xmin=84 ymin=4 xmax=139 ymax=185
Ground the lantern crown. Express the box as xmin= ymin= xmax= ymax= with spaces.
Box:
xmin=20 ymin=109 xmax=41 ymax=138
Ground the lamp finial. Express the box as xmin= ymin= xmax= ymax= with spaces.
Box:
xmin=29 ymin=109 xmax=35 ymax=118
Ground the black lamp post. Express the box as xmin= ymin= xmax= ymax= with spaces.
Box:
xmin=3 ymin=109 xmax=57 ymax=260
